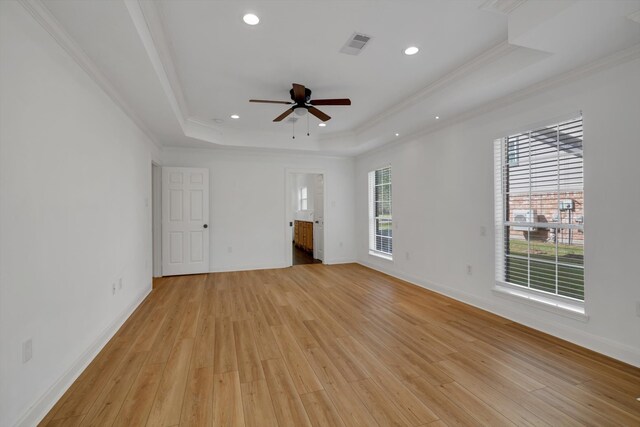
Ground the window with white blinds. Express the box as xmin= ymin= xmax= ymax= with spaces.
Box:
xmin=299 ymin=187 xmax=308 ymax=210
xmin=494 ymin=116 xmax=584 ymax=301
xmin=368 ymin=166 xmax=392 ymax=257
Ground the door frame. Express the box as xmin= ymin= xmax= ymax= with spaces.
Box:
xmin=152 ymin=162 xmax=162 ymax=277
xmin=284 ymin=168 xmax=327 ymax=267
xmin=161 ymin=167 xmax=210 ymax=276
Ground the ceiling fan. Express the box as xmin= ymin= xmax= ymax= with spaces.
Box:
xmin=250 ymin=83 xmax=351 ymax=122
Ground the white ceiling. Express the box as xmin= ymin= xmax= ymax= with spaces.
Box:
xmin=41 ymin=0 xmax=640 ymax=155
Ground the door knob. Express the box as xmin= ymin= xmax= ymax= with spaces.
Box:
xmin=203 ymin=224 xmax=208 ymax=229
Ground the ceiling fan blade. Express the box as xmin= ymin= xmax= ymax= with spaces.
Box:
xmin=292 ymin=83 xmax=306 ymax=102
xmin=250 ymin=99 xmax=293 ymax=105
xmin=308 ymin=106 xmax=331 ymax=122
xmin=273 ymin=108 xmax=294 ymax=122
xmin=309 ymin=98 xmax=351 ymax=106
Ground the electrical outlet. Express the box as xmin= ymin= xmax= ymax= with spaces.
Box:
xmin=480 ymin=226 xmax=487 ymax=236
xmin=22 ymin=339 xmax=32 ymax=363
xmin=118 ymin=278 xmax=123 ymax=290
xmin=466 ymin=265 xmax=472 ymax=275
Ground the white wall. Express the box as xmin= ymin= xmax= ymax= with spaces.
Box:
xmin=356 ymin=57 xmax=640 ymax=367
xmin=0 ymin=2 xmax=159 ymax=425
xmin=162 ymin=148 xmax=356 ymax=271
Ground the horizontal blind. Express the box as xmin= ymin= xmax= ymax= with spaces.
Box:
xmin=495 ymin=116 xmax=584 ymax=301
xmin=369 ymin=166 xmax=392 ymax=255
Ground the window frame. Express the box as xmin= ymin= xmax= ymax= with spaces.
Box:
xmin=494 ymin=116 xmax=585 ymax=313
xmin=298 ymin=186 xmax=308 ymax=211
xmin=368 ymin=165 xmax=393 ymax=260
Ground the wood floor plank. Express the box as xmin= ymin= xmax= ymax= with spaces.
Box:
xmin=436 ymin=359 xmax=548 ymax=427
xmin=40 ymin=265 xmax=640 ymax=427
xmin=439 ymin=382 xmax=515 ymax=427
xmin=51 ymin=337 xmax=132 ymax=420
xmin=112 ymin=362 xmax=164 ymax=427
xmin=300 ymin=390 xmax=346 ymax=427
xmin=403 ymin=376 xmax=484 ymax=427
xmin=80 ymin=350 xmax=148 ymax=426
xmin=44 ymin=416 xmax=85 ymax=427
xmin=179 ymin=366 xmax=213 ymax=426
xmin=212 ymin=371 xmax=245 ymax=427
xmin=577 ymin=379 xmax=640 ymax=415
xmin=272 ymin=324 xmax=323 ymax=394
xmin=249 ymin=311 xmax=282 ymax=361
xmin=322 ymin=380 xmax=380 ymax=427
xmin=303 ymin=319 xmax=368 ymax=383
xmin=214 ymin=316 xmax=238 ymax=374
xmin=233 ymin=319 xmax=265 ymax=383
xmin=240 ymin=380 xmax=278 ymax=427
xmin=337 ymin=335 xmax=440 ymax=425
xmin=350 ymin=378 xmax=413 ymax=427
xmin=261 ymin=358 xmax=312 ymax=427
xmin=146 ymin=338 xmax=194 ymax=427
xmin=304 ymin=345 xmax=349 ymax=387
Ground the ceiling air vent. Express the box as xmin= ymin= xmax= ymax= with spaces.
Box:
xmin=340 ymin=33 xmax=372 ymax=56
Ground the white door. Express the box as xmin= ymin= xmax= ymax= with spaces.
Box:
xmin=313 ymin=174 xmax=324 ymax=261
xmin=162 ymin=167 xmax=209 ymax=276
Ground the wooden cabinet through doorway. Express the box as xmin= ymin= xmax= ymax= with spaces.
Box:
xmin=294 ymin=220 xmax=313 ymax=253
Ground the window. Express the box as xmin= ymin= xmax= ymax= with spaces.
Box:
xmin=368 ymin=166 xmax=392 ymax=258
xmin=495 ymin=116 xmax=584 ymax=302
xmin=299 ymin=186 xmax=308 ymax=210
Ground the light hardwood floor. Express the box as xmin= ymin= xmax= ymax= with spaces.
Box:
xmin=40 ymin=264 xmax=640 ymax=426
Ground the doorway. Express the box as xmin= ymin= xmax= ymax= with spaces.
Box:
xmin=287 ymin=171 xmax=325 ymax=266
xmin=161 ymin=167 xmax=210 ymax=275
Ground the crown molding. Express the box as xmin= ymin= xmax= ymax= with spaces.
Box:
xmin=17 ymin=0 xmax=162 ymax=150
xmin=479 ymin=0 xmax=527 ymax=15
xmin=358 ymin=42 xmax=640 ymax=160
xmin=160 ymin=143 xmax=354 ymax=160
xmin=124 ymin=0 xmax=226 ymax=145
xmin=123 ymin=0 xmax=186 ymax=126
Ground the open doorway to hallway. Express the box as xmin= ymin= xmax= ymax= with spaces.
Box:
xmin=289 ymin=172 xmax=324 ymax=265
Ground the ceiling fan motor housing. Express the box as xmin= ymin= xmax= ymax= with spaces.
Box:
xmin=290 ymin=87 xmax=312 ymax=104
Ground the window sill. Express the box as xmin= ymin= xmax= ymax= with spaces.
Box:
xmin=492 ymin=283 xmax=588 ymax=322
xmin=369 ymin=250 xmax=393 ymax=261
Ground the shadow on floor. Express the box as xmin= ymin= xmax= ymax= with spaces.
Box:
xmin=293 ymin=242 xmax=322 ymax=265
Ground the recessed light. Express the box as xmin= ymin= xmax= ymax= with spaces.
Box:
xmin=404 ymin=46 xmax=419 ymax=56
xmin=318 ymin=123 xmax=326 ymax=127
xmin=435 ymin=116 xmax=440 ymax=120
xmin=395 ymin=133 xmax=400 ymax=137
xmin=243 ymin=13 xmax=260 ymax=25
xmin=230 ymin=114 xmax=240 ymax=119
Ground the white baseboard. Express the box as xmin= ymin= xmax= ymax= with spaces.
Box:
xmin=208 ymin=262 xmax=289 ymax=273
xmin=357 ymin=260 xmax=640 ymax=368
xmin=324 ymin=258 xmax=357 ymax=265
xmin=208 ymin=258 xmax=356 ymax=272
xmin=15 ymin=286 xmax=152 ymax=427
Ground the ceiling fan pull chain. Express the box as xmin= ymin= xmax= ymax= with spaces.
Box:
xmin=292 ymin=115 xmax=295 ymax=139
xmin=307 ymin=114 xmax=310 ymax=136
